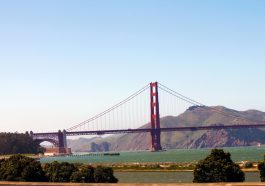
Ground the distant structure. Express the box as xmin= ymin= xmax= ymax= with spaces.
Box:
xmin=44 ymin=147 xmax=72 ymax=156
xmin=29 ymin=130 xmax=71 ymax=156
xmin=29 ymin=82 xmax=265 ymax=154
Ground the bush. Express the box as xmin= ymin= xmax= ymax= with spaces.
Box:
xmin=243 ymin=161 xmax=253 ymax=168
xmin=258 ymin=156 xmax=265 ymax=182
xmin=94 ymin=166 xmax=118 ymax=183
xmin=43 ymin=161 xmax=77 ymax=182
xmin=0 ymin=155 xmax=118 ymax=183
xmin=0 ymin=154 xmax=46 ymax=182
xmin=193 ymin=149 xmax=245 ymax=183
xmin=43 ymin=162 xmax=118 ymax=183
xmin=70 ymin=165 xmax=95 ymax=183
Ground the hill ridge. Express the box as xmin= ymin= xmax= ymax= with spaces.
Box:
xmin=67 ymin=106 xmax=265 ymax=152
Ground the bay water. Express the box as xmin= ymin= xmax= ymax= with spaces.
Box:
xmin=41 ymin=146 xmax=265 ymax=164
xmin=40 ymin=146 xmax=265 ymax=183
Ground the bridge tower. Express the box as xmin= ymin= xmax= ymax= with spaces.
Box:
xmin=57 ymin=130 xmax=68 ymax=153
xmin=150 ymin=82 xmax=162 ymax=151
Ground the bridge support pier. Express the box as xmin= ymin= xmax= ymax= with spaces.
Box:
xmin=150 ymin=82 xmax=162 ymax=151
xmin=58 ymin=130 xmax=68 ymax=153
xmin=30 ymin=130 xmax=70 ymax=155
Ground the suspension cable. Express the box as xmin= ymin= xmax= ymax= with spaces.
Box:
xmin=67 ymin=83 xmax=150 ymax=131
xmin=159 ymin=83 xmax=204 ymax=106
xmin=158 ymin=83 xmax=260 ymax=123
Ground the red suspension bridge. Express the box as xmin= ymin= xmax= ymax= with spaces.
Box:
xmin=31 ymin=82 xmax=265 ymax=153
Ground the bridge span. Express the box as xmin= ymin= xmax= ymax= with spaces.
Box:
xmin=31 ymin=82 xmax=265 ymax=153
xmin=31 ymin=123 xmax=265 ymax=153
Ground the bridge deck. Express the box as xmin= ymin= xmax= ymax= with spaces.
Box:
xmin=33 ymin=123 xmax=265 ymax=136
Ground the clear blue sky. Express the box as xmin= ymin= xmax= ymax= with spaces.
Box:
xmin=0 ymin=0 xmax=265 ymax=132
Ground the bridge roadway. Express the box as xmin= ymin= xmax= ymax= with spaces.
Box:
xmin=34 ymin=123 xmax=265 ymax=136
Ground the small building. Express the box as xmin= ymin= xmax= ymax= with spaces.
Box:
xmin=44 ymin=147 xmax=72 ymax=156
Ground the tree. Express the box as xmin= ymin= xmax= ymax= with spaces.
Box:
xmin=43 ymin=161 xmax=77 ymax=182
xmin=70 ymin=165 xmax=95 ymax=183
xmin=258 ymin=156 xmax=265 ymax=181
xmin=0 ymin=155 xmax=46 ymax=182
xmin=43 ymin=162 xmax=118 ymax=183
xmin=94 ymin=166 xmax=118 ymax=183
xmin=193 ymin=149 xmax=245 ymax=183
xmin=0 ymin=132 xmax=41 ymax=155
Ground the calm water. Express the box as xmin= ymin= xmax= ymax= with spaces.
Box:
xmin=40 ymin=147 xmax=265 ymax=183
xmin=41 ymin=146 xmax=265 ymax=164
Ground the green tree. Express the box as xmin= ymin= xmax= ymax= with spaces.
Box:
xmin=0 ymin=155 xmax=46 ymax=182
xmin=258 ymin=156 xmax=265 ymax=182
xmin=0 ymin=132 xmax=41 ymax=155
xmin=70 ymin=165 xmax=94 ymax=183
xmin=94 ymin=166 xmax=118 ymax=183
xmin=43 ymin=162 xmax=118 ymax=183
xmin=43 ymin=161 xmax=77 ymax=182
xmin=193 ymin=149 xmax=245 ymax=183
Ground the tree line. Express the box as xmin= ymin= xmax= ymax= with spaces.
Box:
xmin=0 ymin=132 xmax=41 ymax=154
xmin=2 ymin=131 xmax=265 ymax=183
xmin=0 ymin=155 xmax=118 ymax=183
xmin=3 ymin=150 xmax=265 ymax=183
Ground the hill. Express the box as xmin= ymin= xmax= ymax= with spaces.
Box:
xmin=67 ymin=106 xmax=265 ymax=152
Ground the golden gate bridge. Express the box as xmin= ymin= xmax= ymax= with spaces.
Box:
xmin=30 ymin=82 xmax=265 ymax=153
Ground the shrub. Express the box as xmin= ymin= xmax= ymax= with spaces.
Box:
xmin=43 ymin=161 xmax=77 ymax=182
xmin=243 ymin=161 xmax=253 ymax=168
xmin=70 ymin=165 xmax=95 ymax=183
xmin=258 ymin=157 xmax=265 ymax=182
xmin=0 ymin=155 xmax=118 ymax=183
xmin=193 ymin=149 xmax=245 ymax=183
xmin=43 ymin=162 xmax=118 ymax=183
xmin=94 ymin=166 xmax=118 ymax=183
xmin=0 ymin=154 xmax=46 ymax=182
